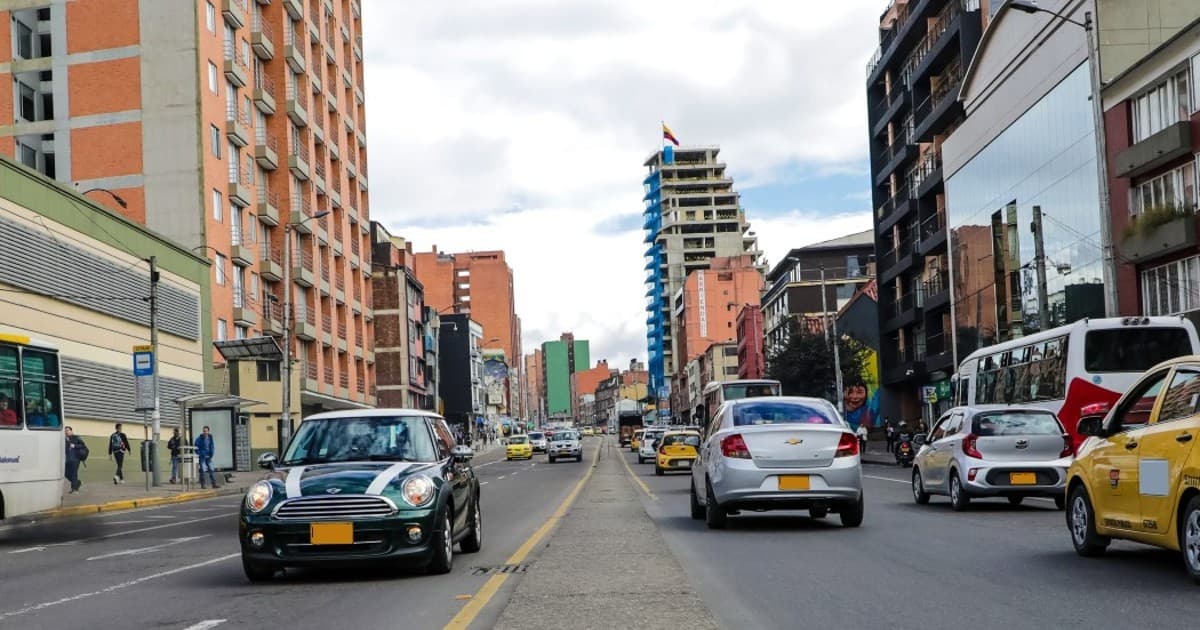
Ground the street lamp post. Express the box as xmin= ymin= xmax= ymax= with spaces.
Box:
xmin=1010 ymin=1 xmax=1117 ymax=316
xmin=280 ymin=210 xmax=330 ymax=452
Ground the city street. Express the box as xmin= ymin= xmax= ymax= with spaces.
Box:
xmin=0 ymin=442 xmax=595 ymax=630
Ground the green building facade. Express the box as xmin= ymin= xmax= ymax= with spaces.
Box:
xmin=542 ymin=336 xmax=589 ymax=417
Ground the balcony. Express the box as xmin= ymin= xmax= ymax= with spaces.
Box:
xmin=259 ymin=241 xmax=283 ymax=281
xmin=222 ymin=0 xmax=247 ymax=29
xmin=257 ymin=188 xmax=280 ymax=225
xmin=292 ymin=246 xmax=315 ymax=287
xmin=223 ymin=42 xmax=249 ymax=88
xmin=289 ymin=193 xmax=314 ymax=233
xmin=924 ymin=332 xmax=955 ymax=373
xmin=225 ymin=103 xmax=251 ymax=147
xmin=255 ymin=132 xmax=279 ymax=170
xmin=284 ymin=34 xmax=307 ymax=73
xmin=286 ymin=80 xmax=309 ymax=127
xmin=251 ymin=13 xmax=275 ymax=60
xmin=263 ymin=302 xmax=284 ymax=336
xmin=1120 ymin=211 xmax=1197 ymax=263
xmin=923 ymin=270 xmax=951 ymax=312
xmin=231 ymin=229 xmax=255 ymax=266
xmin=882 ymin=343 xmax=927 ymax=386
xmin=233 ymin=302 xmax=259 ymax=327
xmin=876 ymin=183 xmax=914 ymax=233
xmin=313 ymin=160 xmax=327 ymax=195
xmin=288 ymin=141 xmax=310 ymax=180
xmin=873 ymin=137 xmax=915 ymax=186
xmin=903 ymin=0 xmax=976 ymax=89
xmin=294 ymin=307 xmax=317 ymax=341
xmin=917 ymin=208 xmax=947 ymax=255
xmin=879 ymin=236 xmax=917 ymax=284
xmin=283 ymin=0 xmax=304 ymax=21
xmin=913 ymin=59 xmax=964 ymax=142
xmin=1115 ymin=121 xmax=1192 ymax=179
xmin=253 ymin=73 xmax=276 ymax=114
xmin=882 ymin=286 xmax=923 ymax=332
xmin=870 ymin=87 xmax=910 ymax=136
xmin=227 ymin=163 xmax=252 ymax=207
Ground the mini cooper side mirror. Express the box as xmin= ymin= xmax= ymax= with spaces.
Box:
xmin=257 ymin=452 xmax=278 ymax=470
xmin=452 ymin=445 xmax=475 ymax=462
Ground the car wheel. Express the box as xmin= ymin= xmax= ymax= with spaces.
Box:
xmin=655 ymin=466 xmax=664 ymax=476
xmin=637 ymin=456 xmax=644 ymax=464
xmin=705 ymin=482 xmax=727 ymax=530
xmin=840 ymin=496 xmax=864 ymax=528
xmin=1179 ymin=495 xmax=1200 ymax=583
xmin=1054 ymin=494 xmax=1066 ymax=510
xmin=460 ymin=495 xmax=483 ymax=554
xmin=427 ymin=510 xmax=454 ymax=574
xmin=548 ymin=456 xmax=555 ymax=463
xmin=506 ymin=457 xmax=512 ymax=461
xmin=576 ymin=455 xmax=583 ymax=462
xmin=911 ymin=468 xmax=930 ymax=505
xmin=1067 ymin=484 xmax=1109 ymax=557
xmin=242 ymin=556 xmax=275 ymax=583
xmin=949 ymin=473 xmax=970 ymax=512
xmin=689 ymin=480 xmax=704 ymax=520
xmin=1008 ymin=497 xmax=1024 ymax=506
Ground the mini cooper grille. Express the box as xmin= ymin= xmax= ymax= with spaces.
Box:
xmin=273 ymin=496 xmax=396 ymax=520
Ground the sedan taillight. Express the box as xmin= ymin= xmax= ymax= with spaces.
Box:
xmin=835 ymin=432 xmax=859 ymax=457
xmin=720 ymin=434 xmax=751 ymax=459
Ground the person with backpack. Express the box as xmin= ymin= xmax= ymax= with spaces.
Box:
xmin=108 ymin=423 xmax=131 ymax=484
xmin=167 ymin=428 xmax=182 ymax=484
xmin=65 ymin=426 xmax=88 ymax=493
xmin=195 ymin=425 xmax=218 ymax=488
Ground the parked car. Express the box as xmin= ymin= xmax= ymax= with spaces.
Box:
xmin=239 ymin=409 xmax=482 ymax=581
xmin=656 ymin=430 xmax=701 ymax=475
xmin=1066 ymin=356 xmax=1200 ymax=583
xmin=527 ymin=431 xmax=548 ymax=453
xmin=637 ymin=428 xmax=667 ymax=464
xmin=911 ymin=406 xmax=1072 ymax=511
xmin=690 ymin=397 xmax=864 ymax=529
xmin=548 ymin=430 xmax=583 ymax=463
xmin=506 ymin=435 xmax=534 ymax=460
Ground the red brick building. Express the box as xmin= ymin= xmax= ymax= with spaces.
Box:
xmin=413 ymin=248 xmax=521 ymax=369
xmin=736 ymin=304 xmax=765 ymax=380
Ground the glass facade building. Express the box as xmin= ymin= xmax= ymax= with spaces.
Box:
xmin=946 ymin=63 xmax=1106 ymax=363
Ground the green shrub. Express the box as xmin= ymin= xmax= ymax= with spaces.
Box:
xmin=1124 ymin=203 xmax=1190 ymax=239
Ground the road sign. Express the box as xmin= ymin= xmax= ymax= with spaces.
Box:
xmin=133 ymin=346 xmax=154 ymax=411
xmin=921 ymin=386 xmax=937 ymax=404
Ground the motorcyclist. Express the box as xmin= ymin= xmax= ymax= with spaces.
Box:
xmin=894 ymin=421 xmax=913 ymax=456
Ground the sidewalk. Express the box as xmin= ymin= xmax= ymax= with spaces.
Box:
xmin=30 ymin=471 xmax=259 ymax=521
xmin=863 ymin=440 xmax=898 ymax=466
xmin=494 ymin=441 xmax=719 ymax=630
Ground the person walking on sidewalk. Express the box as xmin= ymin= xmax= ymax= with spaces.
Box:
xmin=167 ymin=428 xmax=182 ymax=484
xmin=107 ymin=423 xmax=131 ymax=484
xmin=64 ymin=426 xmax=87 ymax=493
xmin=885 ymin=419 xmax=895 ymax=454
xmin=856 ymin=423 xmax=868 ymax=453
xmin=195 ymin=425 xmax=218 ymax=488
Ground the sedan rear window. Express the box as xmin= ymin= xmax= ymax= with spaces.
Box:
xmin=972 ymin=412 xmax=1063 ymax=436
xmin=732 ymin=401 xmax=838 ymax=427
xmin=661 ymin=433 xmax=701 ymax=447
xmin=528 ymin=432 xmax=544 ymax=440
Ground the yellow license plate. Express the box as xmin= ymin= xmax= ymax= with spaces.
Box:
xmin=1010 ymin=472 xmax=1037 ymax=485
xmin=779 ymin=475 xmax=810 ymax=491
xmin=310 ymin=522 xmax=354 ymax=545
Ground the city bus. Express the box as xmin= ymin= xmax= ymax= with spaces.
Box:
xmin=952 ymin=317 xmax=1200 ymax=448
xmin=700 ymin=378 xmax=782 ymax=426
xmin=0 ymin=333 xmax=65 ymax=521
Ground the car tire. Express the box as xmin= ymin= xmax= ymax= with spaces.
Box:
xmin=549 ymin=456 xmax=555 ymax=463
xmin=506 ymin=457 xmax=512 ymax=461
xmin=1180 ymin=494 xmax=1200 ymax=584
xmin=1067 ymin=484 xmax=1109 ymax=558
xmin=1008 ymin=496 xmax=1024 ymax=506
xmin=912 ymin=468 xmax=930 ymax=505
xmin=242 ymin=556 xmax=275 ymax=583
xmin=576 ymin=455 xmax=583 ymax=462
xmin=637 ymin=456 xmax=644 ymax=464
xmin=689 ymin=481 xmax=704 ymax=520
xmin=655 ymin=466 xmax=664 ymax=476
xmin=460 ymin=495 xmax=483 ymax=554
xmin=427 ymin=510 xmax=454 ymax=575
xmin=949 ymin=473 xmax=970 ymax=512
xmin=705 ymin=482 xmax=727 ymax=530
xmin=840 ymin=496 xmax=864 ymax=528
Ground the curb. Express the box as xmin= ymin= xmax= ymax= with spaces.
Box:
xmin=30 ymin=484 xmax=250 ymax=521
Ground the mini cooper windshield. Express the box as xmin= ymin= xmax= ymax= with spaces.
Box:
xmin=280 ymin=416 xmax=439 ymax=465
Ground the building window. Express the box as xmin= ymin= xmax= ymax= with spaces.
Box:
xmin=235 ymin=325 xmax=248 ymax=340
xmin=208 ymin=61 xmax=218 ymax=93
xmin=15 ymin=21 xmax=33 ymax=59
xmin=257 ymin=361 xmax=281 ymax=382
xmin=206 ymin=1 xmax=216 ymax=33
xmin=1143 ymin=255 xmax=1200 ymax=316
xmin=210 ymin=124 xmax=221 ymax=158
xmin=17 ymin=81 xmax=37 ymax=121
xmin=216 ymin=318 xmax=228 ymax=341
xmin=1132 ymin=160 xmax=1196 ymax=214
xmin=212 ymin=188 xmax=223 ymax=222
xmin=1132 ymin=68 xmax=1191 ymax=143
xmin=215 ymin=253 xmax=228 ymax=285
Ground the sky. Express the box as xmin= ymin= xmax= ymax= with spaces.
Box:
xmin=361 ymin=0 xmax=883 ymax=368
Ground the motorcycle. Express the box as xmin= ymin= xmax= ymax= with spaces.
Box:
xmin=894 ymin=432 xmax=915 ymax=467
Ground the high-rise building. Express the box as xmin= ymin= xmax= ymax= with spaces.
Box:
xmin=865 ymin=0 xmax=983 ymax=419
xmin=672 ymin=255 xmax=764 ymax=368
xmin=736 ymin=305 xmax=766 ymax=380
xmin=541 ymin=333 xmax=589 ymax=418
xmin=439 ymin=313 xmax=484 ymax=433
xmin=524 ymin=350 xmax=544 ymax=423
xmin=0 ymin=0 xmax=375 ymax=415
xmin=642 ymin=145 xmax=762 ymax=401
xmin=370 ymin=223 xmax=432 ymax=410
xmin=570 ymin=360 xmax=614 ymax=420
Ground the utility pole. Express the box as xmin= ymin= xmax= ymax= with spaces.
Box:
xmin=1084 ymin=11 xmax=1118 ymax=317
xmin=280 ymin=227 xmax=294 ymax=453
xmin=1032 ymin=206 xmax=1051 ymax=331
xmin=149 ymin=255 xmax=162 ymax=487
xmin=820 ymin=265 xmax=845 ymax=415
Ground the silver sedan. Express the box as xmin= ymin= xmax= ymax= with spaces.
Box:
xmin=689 ymin=396 xmax=864 ymax=529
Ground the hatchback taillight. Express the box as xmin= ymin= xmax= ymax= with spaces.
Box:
xmin=963 ymin=433 xmax=982 ymax=459
xmin=836 ymin=432 xmax=859 ymax=457
xmin=720 ymin=434 xmax=751 ymax=459
xmin=1060 ymin=434 xmax=1074 ymax=458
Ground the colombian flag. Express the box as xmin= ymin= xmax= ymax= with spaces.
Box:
xmin=662 ymin=122 xmax=680 ymax=147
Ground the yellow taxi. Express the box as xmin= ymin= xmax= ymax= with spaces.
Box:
xmin=506 ymin=434 xmax=534 ymax=461
xmin=631 ymin=429 xmax=645 ymax=452
xmin=655 ymin=430 xmax=701 ymax=476
xmin=1067 ymin=356 xmax=1200 ymax=583
xmin=583 ymin=427 xmax=595 ymax=437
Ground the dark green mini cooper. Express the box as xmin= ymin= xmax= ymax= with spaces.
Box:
xmin=239 ymin=410 xmax=482 ymax=581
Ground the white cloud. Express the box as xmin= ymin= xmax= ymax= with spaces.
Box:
xmin=361 ymin=0 xmax=882 ymax=366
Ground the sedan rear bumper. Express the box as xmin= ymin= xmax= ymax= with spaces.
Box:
xmin=710 ymin=456 xmax=863 ymax=508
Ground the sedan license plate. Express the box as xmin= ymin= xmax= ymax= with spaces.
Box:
xmin=1009 ymin=472 xmax=1037 ymax=485
xmin=310 ymin=522 xmax=354 ymax=545
xmin=779 ymin=475 xmax=810 ymax=491
xmin=676 ymin=460 xmax=691 ymax=468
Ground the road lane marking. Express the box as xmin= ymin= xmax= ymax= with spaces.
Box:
xmin=102 ymin=520 xmax=151 ymax=525
xmin=8 ymin=513 xmax=232 ymax=551
xmin=181 ymin=621 xmax=226 ymax=630
xmin=443 ymin=443 xmax=602 ymax=630
xmin=0 ymin=553 xmax=239 ymax=622
xmin=479 ymin=481 xmax=489 ymax=486
xmin=7 ymin=542 xmax=79 ymax=554
xmin=86 ymin=535 xmax=210 ymax=561
xmin=864 ymin=475 xmax=908 ymax=484
xmin=619 ymin=450 xmax=656 ymax=500
xmin=497 ymin=476 xmax=506 ymax=480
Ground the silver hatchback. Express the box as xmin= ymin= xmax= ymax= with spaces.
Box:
xmin=912 ymin=406 xmax=1072 ymax=511
xmin=690 ymin=397 xmax=864 ymax=529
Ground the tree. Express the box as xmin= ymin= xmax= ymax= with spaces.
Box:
xmin=767 ymin=321 xmax=871 ymax=403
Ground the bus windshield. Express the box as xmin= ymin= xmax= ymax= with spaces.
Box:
xmin=723 ymin=382 xmax=781 ymax=401
xmin=1084 ymin=328 xmax=1193 ymax=373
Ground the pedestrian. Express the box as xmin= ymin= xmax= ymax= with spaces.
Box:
xmin=64 ymin=426 xmax=88 ymax=493
xmin=856 ymin=422 xmax=869 ymax=452
xmin=167 ymin=428 xmax=182 ymax=484
xmin=107 ymin=423 xmax=131 ymax=484
xmin=885 ymin=419 xmax=895 ymax=453
xmin=195 ymin=425 xmax=218 ymax=488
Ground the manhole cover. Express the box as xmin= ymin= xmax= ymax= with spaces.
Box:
xmin=471 ymin=564 xmax=529 ymax=576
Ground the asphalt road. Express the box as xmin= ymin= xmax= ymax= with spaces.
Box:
xmin=0 ymin=441 xmax=597 ymax=630
xmin=619 ymin=445 xmax=1200 ymax=630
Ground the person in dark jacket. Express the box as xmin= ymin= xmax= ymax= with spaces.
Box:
xmin=195 ymin=425 xmax=218 ymax=488
xmin=167 ymin=428 xmax=182 ymax=484
xmin=65 ymin=426 xmax=86 ymax=493
xmin=108 ymin=423 xmax=132 ymax=484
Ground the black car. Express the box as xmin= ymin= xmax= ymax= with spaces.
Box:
xmin=239 ymin=410 xmax=482 ymax=581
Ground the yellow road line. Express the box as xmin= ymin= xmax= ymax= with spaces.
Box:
xmin=618 ymin=447 xmax=656 ymax=500
xmin=443 ymin=441 xmax=603 ymax=630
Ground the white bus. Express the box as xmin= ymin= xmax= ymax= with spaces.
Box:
xmin=0 ymin=333 xmax=65 ymax=521
xmin=700 ymin=379 xmax=782 ymax=426
xmin=952 ymin=317 xmax=1200 ymax=447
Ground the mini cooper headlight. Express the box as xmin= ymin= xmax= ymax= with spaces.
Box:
xmin=245 ymin=481 xmax=273 ymax=513
xmin=401 ymin=475 xmax=435 ymax=507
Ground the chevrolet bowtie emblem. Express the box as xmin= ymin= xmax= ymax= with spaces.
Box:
xmin=785 ymin=438 xmax=803 ymax=445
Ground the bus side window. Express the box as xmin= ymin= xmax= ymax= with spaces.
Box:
xmin=21 ymin=349 xmax=61 ymax=429
xmin=0 ymin=346 xmax=21 ymax=428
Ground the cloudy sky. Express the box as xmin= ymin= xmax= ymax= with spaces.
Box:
xmin=362 ymin=0 xmax=882 ymax=368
